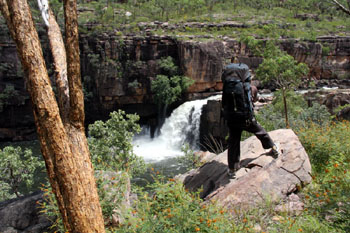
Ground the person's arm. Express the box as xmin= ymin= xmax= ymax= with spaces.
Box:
xmin=251 ymin=85 xmax=258 ymax=103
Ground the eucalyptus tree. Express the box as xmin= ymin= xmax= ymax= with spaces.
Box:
xmin=256 ymin=54 xmax=309 ymax=128
xmin=0 ymin=0 xmax=105 ymax=232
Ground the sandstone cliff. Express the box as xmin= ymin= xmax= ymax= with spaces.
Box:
xmin=0 ymin=25 xmax=349 ymax=140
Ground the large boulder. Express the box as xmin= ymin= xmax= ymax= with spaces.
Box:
xmin=336 ymin=106 xmax=350 ymax=121
xmin=321 ymin=90 xmax=350 ymax=114
xmin=0 ymin=192 xmax=51 ymax=233
xmin=177 ymin=129 xmax=312 ymax=211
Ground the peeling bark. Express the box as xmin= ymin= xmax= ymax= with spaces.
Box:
xmin=47 ymin=9 xmax=70 ymax=122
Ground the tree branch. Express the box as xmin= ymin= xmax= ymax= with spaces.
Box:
xmin=63 ymin=0 xmax=85 ymax=128
xmin=46 ymin=8 xmax=70 ymax=122
xmin=0 ymin=0 xmax=16 ymax=41
xmin=331 ymin=0 xmax=350 ymax=15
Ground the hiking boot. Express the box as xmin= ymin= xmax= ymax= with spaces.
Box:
xmin=227 ymin=162 xmax=240 ymax=178
xmin=268 ymin=143 xmax=280 ymax=159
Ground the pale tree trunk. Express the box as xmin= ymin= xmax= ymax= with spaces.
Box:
xmin=331 ymin=0 xmax=350 ymax=15
xmin=281 ymin=87 xmax=289 ymax=128
xmin=0 ymin=0 xmax=105 ymax=232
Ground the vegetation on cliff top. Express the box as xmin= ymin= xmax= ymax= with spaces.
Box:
xmin=53 ymin=0 xmax=350 ymax=40
xmin=2 ymin=0 xmax=348 ymax=40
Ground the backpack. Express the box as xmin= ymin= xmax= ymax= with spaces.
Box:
xmin=221 ymin=63 xmax=254 ymax=121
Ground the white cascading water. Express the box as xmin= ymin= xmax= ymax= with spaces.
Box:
xmin=133 ymin=95 xmax=221 ymax=162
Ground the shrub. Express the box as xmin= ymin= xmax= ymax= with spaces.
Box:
xmin=256 ymin=90 xmax=331 ymax=131
xmin=176 ymin=143 xmax=202 ymax=170
xmin=88 ymin=110 xmax=146 ymax=176
xmin=115 ymin=176 xmax=236 ymax=233
xmin=0 ymin=146 xmax=44 ymax=201
xmin=297 ymin=121 xmax=350 ymax=232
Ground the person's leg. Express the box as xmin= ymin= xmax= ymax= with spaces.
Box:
xmin=244 ymin=119 xmax=280 ymax=157
xmin=227 ymin=124 xmax=243 ymax=170
xmin=244 ymin=120 xmax=274 ymax=149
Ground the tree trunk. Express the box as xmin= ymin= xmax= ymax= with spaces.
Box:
xmin=0 ymin=0 xmax=105 ymax=232
xmin=282 ymin=87 xmax=289 ymax=128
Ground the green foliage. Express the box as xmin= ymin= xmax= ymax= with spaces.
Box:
xmin=75 ymin=0 xmax=350 ymax=41
xmin=256 ymin=90 xmax=331 ymax=131
xmin=321 ymin=44 xmax=331 ymax=56
xmin=115 ymin=176 xmax=236 ymax=232
xmin=245 ymin=31 xmax=309 ymax=127
xmin=88 ymin=110 xmax=146 ymax=176
xmin=0 ymin=146 xmax=44 ymax=201
xmin=257 ymin=54 xmax=309 ymax=89
xmin=176 ymin=143 xmax=202 ymax=170
xmin=158 ymin=56 xmax=178 ymax=76
xmin=151 ymin=57 xmax=194 ymax=107
xmin=0 ymin=84 xmax=23 ymax=112
xmin=95 ymin=171 xmax=132 ymax=227
xmin=40 ymin=170 xmax=132 ymax=231
xmin=38 ymin=185 xmax=65 ymax=233
xmin=297 ymin=121 xmax=350 ymax=232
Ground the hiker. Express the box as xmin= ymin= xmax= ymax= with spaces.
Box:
xmin=221 ymin=63 xmax=280 ymax=178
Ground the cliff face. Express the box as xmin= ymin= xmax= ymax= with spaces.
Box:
xmin=0 ymin=28 xmax=350 ymax=140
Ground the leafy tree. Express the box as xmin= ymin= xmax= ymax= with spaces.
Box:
xmin=151 ymin=56 xmax=194 ymax=128
xmin=154 ymin=0 xmax=176 ymax=20
xmin=0 ymin=146 xmax=44 ymax=201
xmin=240 ymin=28 xmax=309 ymax=128
xmin=256 ymin=54 xmax=309 ymax=128
xmin=88 ymin=110 xmax=146 ymax=176
xmin=285 ymin=0 xmax=308 ymax=16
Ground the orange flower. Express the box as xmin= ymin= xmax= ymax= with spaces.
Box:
xmin=200 ymin=217 xmax=204 ymax=223
xmin=298 ymin=229 xmax=303 ymax=232
xmin=168 ymin=178 xmax=175 ymax=182
xmin=316 ymin=193 xmax=320 ymax=198
xmin=325 ymin=169 xmax=329 ymax=173
xmin=243 ymin=218 xmax=247 ymax=223
xmin=220 ymin=210 xmax=224 ymax=214
xmin=195 ymin=227 xmax=200 ymax=232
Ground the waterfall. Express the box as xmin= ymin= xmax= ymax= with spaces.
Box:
xmin=133 ymin=95 xmax=221 ymax=162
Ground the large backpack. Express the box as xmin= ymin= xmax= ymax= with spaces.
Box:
xmin=221 ymin=63 xmax=254 ymax=121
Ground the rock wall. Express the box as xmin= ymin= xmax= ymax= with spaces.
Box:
xmin=0 ymin=25 xmax=350 ymax=141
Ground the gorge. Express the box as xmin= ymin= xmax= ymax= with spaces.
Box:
xmin=1 ymin=26 xmax=350 ymax=142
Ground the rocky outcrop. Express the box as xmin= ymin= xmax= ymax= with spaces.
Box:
xmin=0 ymin=192 xmax=51 ymax=233
xmin=199 ymin=99 xmax=228 ymax=151
xmin=336 ymin=106 xmax=350 ymax=120
xmin=0 ymin=170 xmax=134 ymax=232
xmin=177 ymin=129 xmax=312 ymax=211
xmin=321 ymin=90 xmax=350 ymax=114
